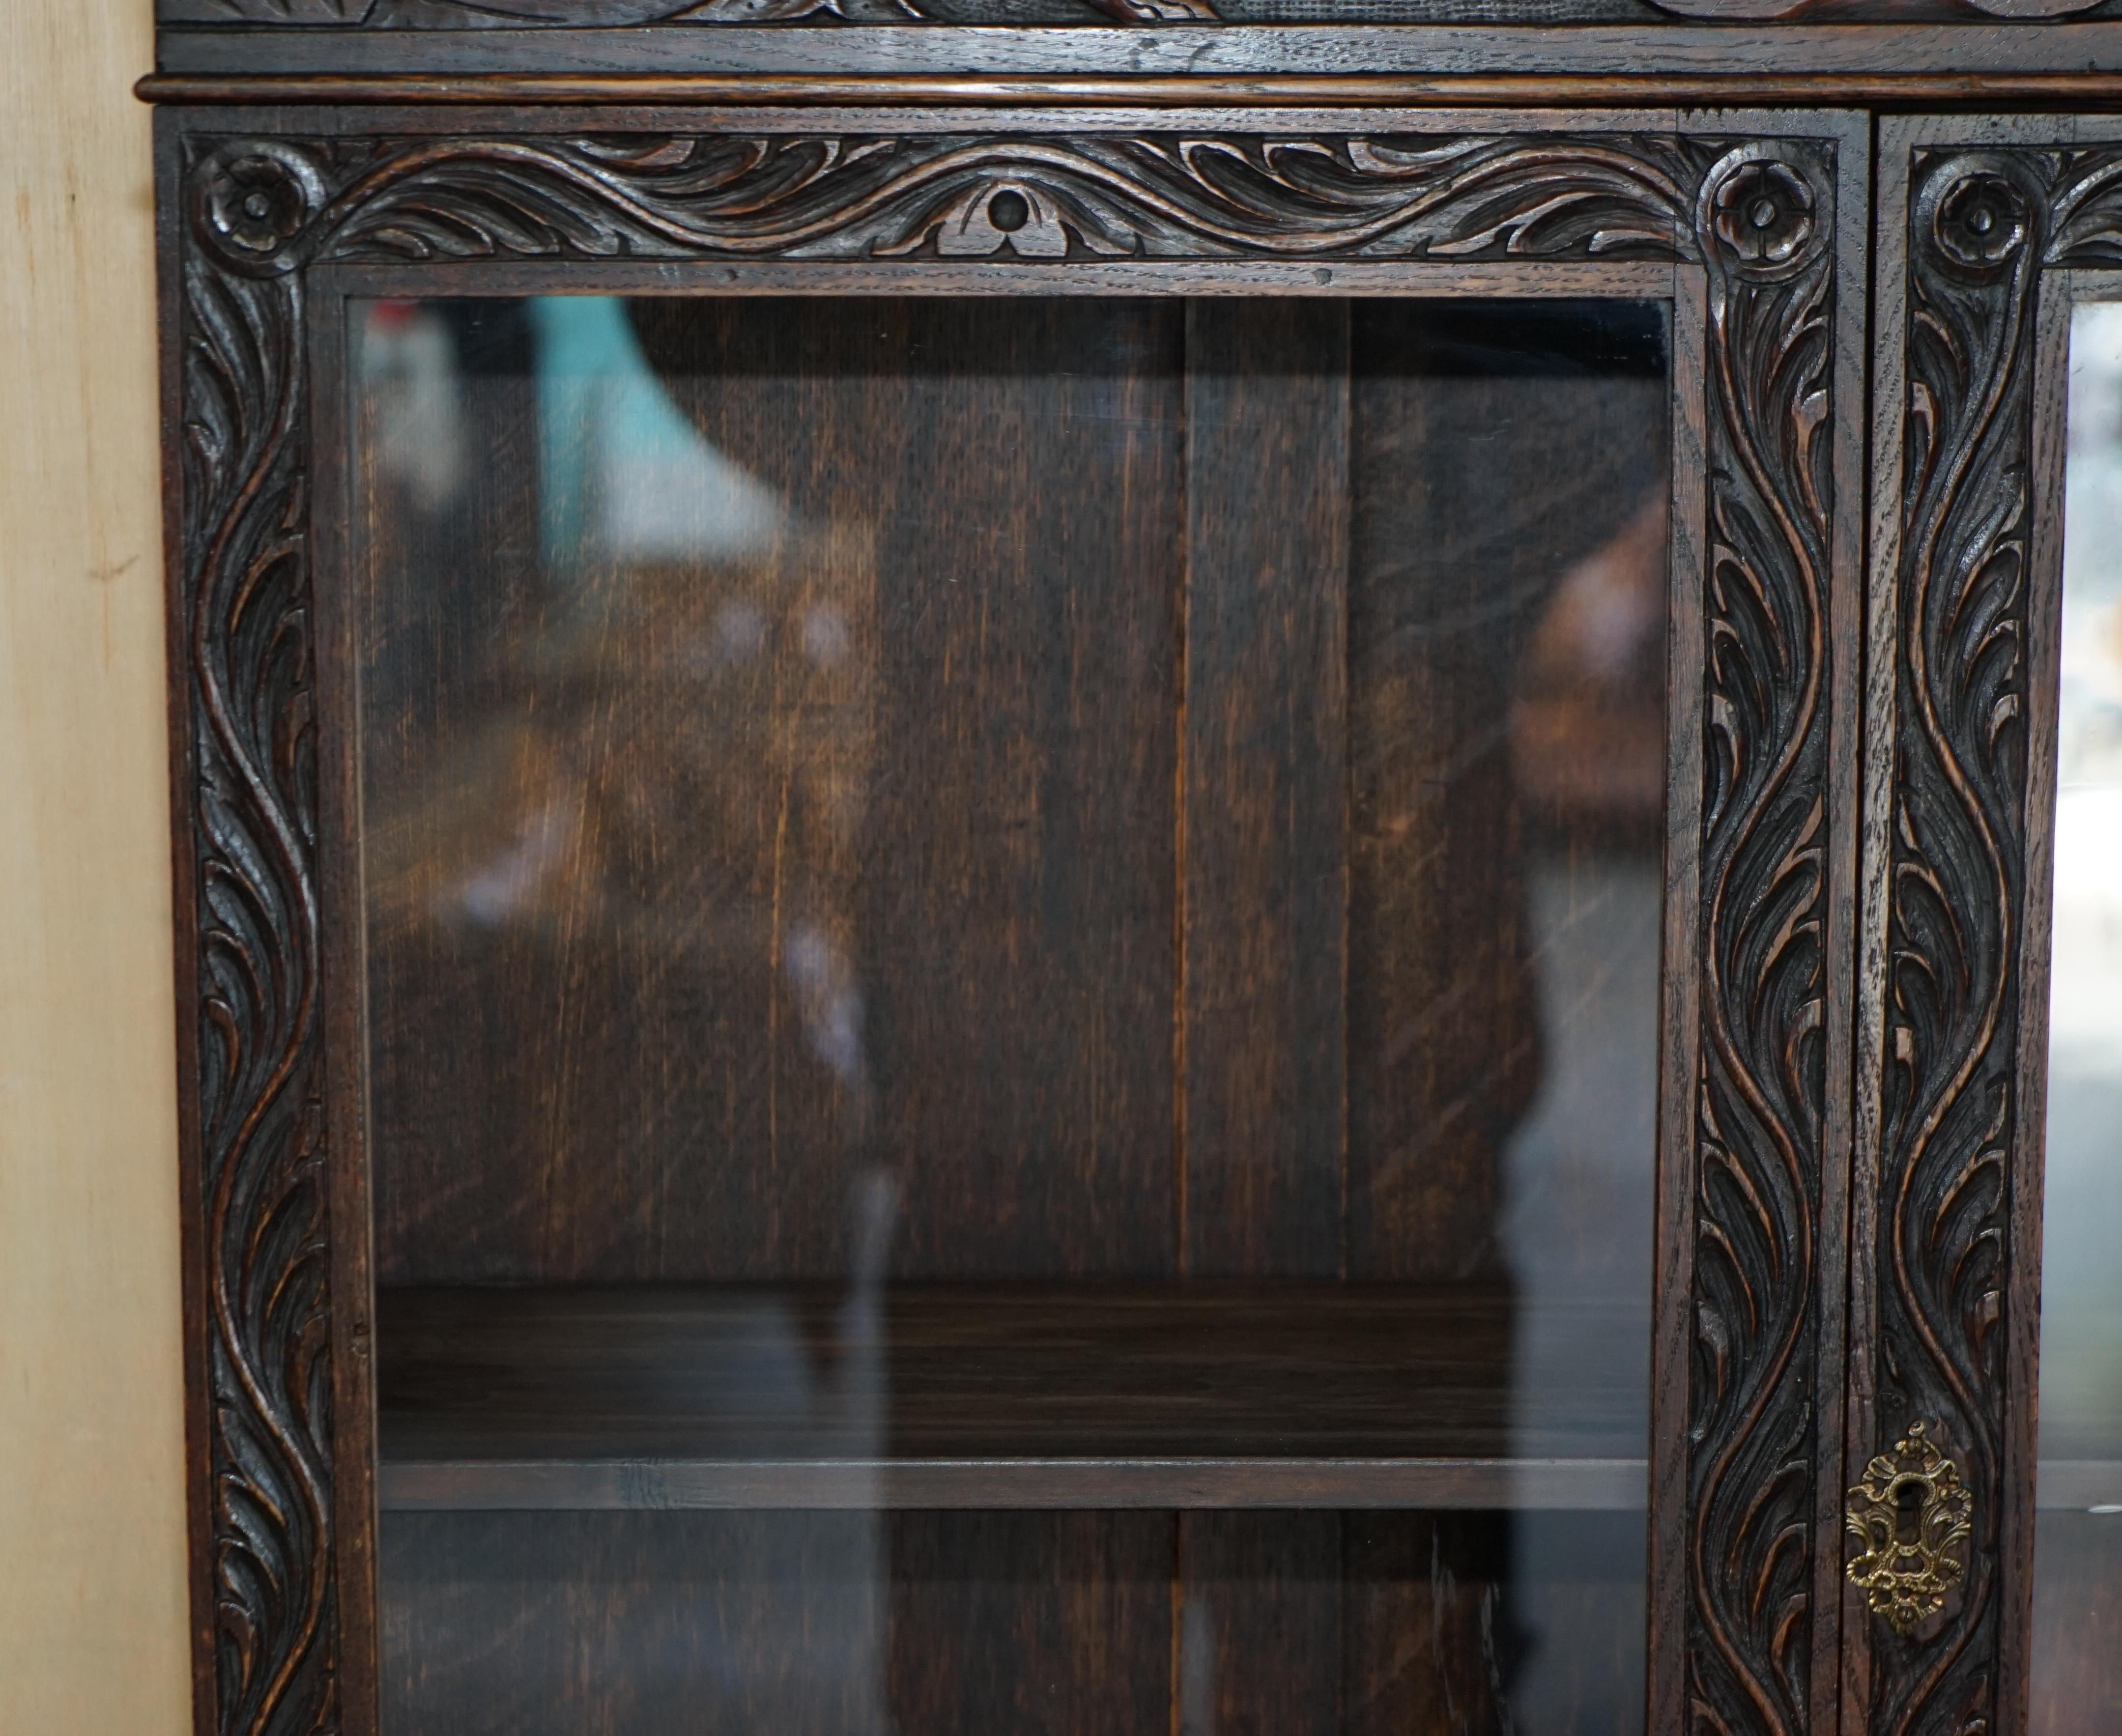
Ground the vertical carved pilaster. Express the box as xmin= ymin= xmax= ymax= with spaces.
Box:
xmin=1689 ymin=141 xmax=1838 ymax=1736
xmin=182 ymin=139 xmax=338 ymax=1736
xmin=1863 ymin=141 xmax=2122 ymax=1736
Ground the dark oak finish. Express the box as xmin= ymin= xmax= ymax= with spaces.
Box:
xmin=369 ymin=1282 xmax=1650 ymax=1509
xmin=144 ymin=22 xmax=2122 ymax=83
xmin=1345 ymin=300 xmax=1669 ymax=1281
xmin=884 ymin=1512 xmax=1177 ymax=1736
xmin=136 ymin=70 xmax=2122 ymax=107
xmin=364 ymin=295 xmax=1183 ymax=1284
xmin=1683 ymin=130 xmax=1850 ymax=1736
xmin=141 ymin=0 xmax=2122 ymax=1716
xmin=1855 ymin=117 xmax=2122 ymax=1736
xmin=1845 ymin=114 xmax=2122 ymax=1736
xmin=375 ymin=1507 xmax=1177 ymax=1736
xmin=156 ymin=0 xmax=2114 ymax=27
xmin=1181 ymin=298 xmax=1350 ymax=1279
xmin=1181 ymin=1512 xmax=1343 ymax=1736
xmin=383 ymin=1455 xmax=1656 ymax=1511
xmin=154 ymin=92 xmax=1865 ymax=1736
xmin=372 ymin=1505 xmax=1652 ymax=1736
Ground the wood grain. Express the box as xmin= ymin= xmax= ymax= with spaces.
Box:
xmin=383 ymin=1508 xmax=1181 ymax=1736
xmin=382 ymin=1454 xmax=1658 ymax=1511
xmin=367 ymin=296 xmax=1181 ymax=1282
xmin=136 ymin=70 xmax=2122 ymax=107
xmin=371 ymin=1282 xmax=1650 ymax=1469
xmin=1341 ymin=1512 xmax=1520 ymax=1734
xmin=1180 ymin=1512 xmax=1342 ymax=1736
xmin=1850 ymin=114 xmax=2122 ymax=1736
xmin=142 ymin=21 xmax=2122 ymax=81
xmin=376 ymin=1504 xmax=1656 ymax=1735
xmin=1864 ymin=128 xmax=2054 ymax=1736
xmin=1344 ymin=299 xmax=1669 ymax=1282
xmin=1181 ymin=297 xmax=1349 ymax=1279
xmin=163 ymin=112 xmax=1865 ymax=1736
xmin=1684 ymin=133 xmax=1846 ymax=1736
xmin=885 ymin=1512 xmax=1174 ymax=1736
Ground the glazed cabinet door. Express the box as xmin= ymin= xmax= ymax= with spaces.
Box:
xmin=160 ymin=106 xmax=1868 ymax=1736
xmin=1856 ymin=116 xmax=2122 ymax=1736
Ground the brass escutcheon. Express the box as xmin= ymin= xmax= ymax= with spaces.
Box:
xmin=1844 ymin=1421 xmax=1974 ymax=1638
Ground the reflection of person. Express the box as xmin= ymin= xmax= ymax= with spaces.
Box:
xmin=359 ymin=297 xmax=878 ymax=1284
xmin=368 ymin=524 xmax=878 ymax=1122
xmin=1511 ymin=491 xmax=1669 ymax=838
xmin=1348 ymin=303 xmax=1669 ymax=1284
xmin=1503 ymin=489 xmax=1670 ymax=1736
xmin=1347 ymin=300 xmax=1670 ymax=1732
xmin=358 ymin=291 xmax=1679 ymax=1730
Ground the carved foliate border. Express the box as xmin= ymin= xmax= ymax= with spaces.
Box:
xmin=171 ymin=121 xmax=1844 ymax=1736
xmin=1865 ymin=140 xmax=2122 ymax=1736
xmin=166 ymin=0 xmax=1228 ymax=23
xmin=154 ymin=0 xmax=2111 ymax=28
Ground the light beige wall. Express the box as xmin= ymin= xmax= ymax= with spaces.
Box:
xmin=0 ymin=3 xmax=191 ymax=1732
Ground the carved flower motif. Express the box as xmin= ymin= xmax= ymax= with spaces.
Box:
xmin=203 ymin=145 xmax=323 ymax=260
xmin=1709 ymin=160 xmax=1815 ymax=268
xmin=1934 ymin=171 xmax=2031 ymax=270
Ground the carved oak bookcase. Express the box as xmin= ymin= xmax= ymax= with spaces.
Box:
xmin=143 ymin=7 xmax=2122 ymax=1736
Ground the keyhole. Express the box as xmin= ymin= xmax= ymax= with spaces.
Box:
xmin=988 ymin=189 xmax=1032 ymax=234
xmin=1892 ymin=1476 xmax=1927 ymax=1545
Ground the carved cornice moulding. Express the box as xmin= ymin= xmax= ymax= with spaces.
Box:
xmin=171 ymin=119 xmax=1846 ymax=1736
xmin=152 ymin=0 xmax=2114 ymax=26
xmin=165 ymin=0 xmax=1224 ymax=20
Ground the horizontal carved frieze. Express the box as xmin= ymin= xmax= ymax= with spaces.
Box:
xmin=189 ymin=132 xmax=1736 ymax=270
xmin=155 ymin=0 xmax=2114 ymax=25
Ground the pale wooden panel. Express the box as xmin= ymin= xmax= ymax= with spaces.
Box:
xmin=0 ymin=3 xmax=189 ymax=1734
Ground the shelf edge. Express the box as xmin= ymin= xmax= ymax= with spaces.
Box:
xmin=377 ymin=1455 xmax=1650 ymax=1512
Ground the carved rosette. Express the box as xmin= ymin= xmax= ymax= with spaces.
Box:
xmin=175 ymin=125 xmax=1841 ymax=1736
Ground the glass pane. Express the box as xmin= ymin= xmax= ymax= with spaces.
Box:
xmin=353 ymin=293 xmax=1670 ymax=1734
xmin=2031 ymin=304 xmax=2122 ymax=1736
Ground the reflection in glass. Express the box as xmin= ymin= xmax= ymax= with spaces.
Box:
xmin=2031 ymin=304 xmax=2122 ymax=1736
xmin=355 ymin=295 xmax=1669 ymax=1734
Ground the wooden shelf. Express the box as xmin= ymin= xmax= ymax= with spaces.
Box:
xmin=379 ymin=1454 xmax=1647 ymax=1512
xmin=376 ymin=1282 xmax=1648 ymax=1512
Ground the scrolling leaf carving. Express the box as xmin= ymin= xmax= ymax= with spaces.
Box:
xmin=175 ymin=125 xmax=1840 ymax=1736
xmin=156 ymin=0 xmax=2109 ymax=22
xmin=1885 ymin=145 xmax=2040 ymax=1736
xmin=1689 ymin=138 xmax=1837 ymax=1736
xmin=1871 ymin=139 xmax=2122 ymax=1736
xmin=192 ymin=133 xmax=1707 ymax=271
xmin=181 ymin=221 xmax=336 ymax=1734
xmin=170 ymin=0 xmax=1223 ymax=24
xmin=1875 ymin=142 xmax=2043 ymax=1736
